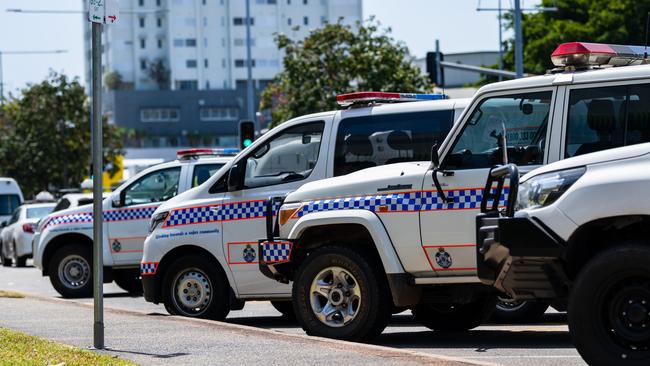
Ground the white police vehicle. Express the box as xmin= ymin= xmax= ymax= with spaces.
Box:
xmin=477 ymin=143 xmax=650 ymax=366
xmin=32 ymin=149 xmax=235 ymax=298
xmin=260 ymin=42 xmax=650 ymax=340
xmin=142 ymin=93 xmax=469 ymax=319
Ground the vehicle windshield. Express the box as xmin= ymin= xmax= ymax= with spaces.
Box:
xmin=26 ymin=205 xmax=55 ymax=219
xmin=0 ymin=194 xmax=21 ymax=216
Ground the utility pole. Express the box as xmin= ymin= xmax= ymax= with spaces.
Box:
xmin=245 ymin=0 xmax=255 ymax=123
xmin=513 ymin=0 xmax=524 ymax=78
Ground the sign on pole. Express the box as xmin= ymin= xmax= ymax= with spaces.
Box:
xmin=87 ymin=0 xmax=117 ymax=350
xmin=89 ymin=0 xmax=119 ymax=24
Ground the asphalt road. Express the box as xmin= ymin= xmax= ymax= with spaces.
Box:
xmin=0 ymin=262 xmax=585 ymax=366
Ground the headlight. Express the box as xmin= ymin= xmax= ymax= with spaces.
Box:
xmin=278 ymin=203 xmax=302 ymax=226
xmin=517 ymin=167 xmax=585 ymax=210
xmin=149 ymin=211 xmax=169 ymax=234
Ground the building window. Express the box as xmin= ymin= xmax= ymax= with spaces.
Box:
xmin=173 ymin=39 xmax=184 ymax=47
xmin=287 ymin=0 xmax=291 ymax=4
xmin=186 ymin=38 xmax=197 ymax=47
xmin=176 ymin=80 xmax=198 ymax=90
xmin=203 ymin=38 xmax=208 ymax=47
xmin=140 ymin=59 xmax=147 ymax=70
xmin=186 ymin=59 xmax=197 ymax=68
xmin=141 ymin=108 xmax=180 ymax=122
xmin=157 ymin=17 xmax=162 ymax=27
xmin=235 ymin=59 xmax=245 ymax=68
xmin=157 ymin=0 xmax=161 ymax=6
xmin=234 ymin=38 xmax=255 ymax=47
xmin=202 ymin=0 xmax=206 ymax=4
xmin=204 ymin=59 xmax=209 ymax=68
xmin=287 ymin=17 xmax=292 ymax=26
xmin=222 ymin=59 xmax=226 ymax=68
xmin=206 ymin=80 xmax=210 ymax=89
xmin=139 ymin=0 xmax=144 ymax=6
xmin=158 ymin=38 xmax=163 ymax=48
xmin=303 ymin=0 xmax=307 ymax=4
xmin=203 ymin=17 xmax=207 ymax=26
xmin=303 ymin=16 xmax=308 ymax=25
xmin=321 ymin=16 xmax=326 ymax=24
xmin=139 ymin=17 xmax=145 ymax=28
xmin=233 ymin=17 xmax=253 ymax=26
xmin=200 ymin=107 xmax=240 ymax=121
xmin=140 ymin=38 xmax=146 ymax=49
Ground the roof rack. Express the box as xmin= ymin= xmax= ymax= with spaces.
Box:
xmin=176 ymin=148 xmax=240 ymax=160
xmin=336 ymin=91 xmax=448 ymax=108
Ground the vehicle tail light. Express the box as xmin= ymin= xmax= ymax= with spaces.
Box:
xmin=22 ymin=223 xmax=36 ymax=233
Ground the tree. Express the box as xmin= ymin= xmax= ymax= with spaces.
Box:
xmin=260 ymin=18 xmax=431 ymax=127
xmin=0 ymin=72 xmax=123 ymax=198
xmin=503 ymin=0 xmax=650 ymax=75
xmin=104 ymin=71 xmax=123 ymax=90
xmin=146 ymin=58 xmax=171 ymax=90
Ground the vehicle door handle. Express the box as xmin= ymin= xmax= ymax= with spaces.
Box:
xmin=209 ymin=207 xmax=220 ymax=212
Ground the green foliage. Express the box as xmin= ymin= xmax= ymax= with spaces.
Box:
xmin=0 ymin=72 xmax=124 ymax=198
xmin=260 ymin=18 xmax=431 ymax=127
xmin=504 ymin=0 xmax=650 ymax=74
xmin=104 ymin=71 xmax=123 ymax=90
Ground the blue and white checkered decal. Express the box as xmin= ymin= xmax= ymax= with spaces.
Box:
xmin=43 ymin=206 xmax=158 ymax=230
xmin=296 ymin=188 xmax=508 ymax=217
xmin=164 ymin=200 xmax=280 ymax=228
xmin=262 ymin=241 xmax=292 ymax=263
xmin=140 ymin=262 xmax=158 ymax=275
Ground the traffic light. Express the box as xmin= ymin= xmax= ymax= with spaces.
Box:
xmin=239 ymin=120 xmax=256 ymax=149
xmin=426 ymin=51 xmax=445 ymax=87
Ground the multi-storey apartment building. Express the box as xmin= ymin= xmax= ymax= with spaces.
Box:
xmin=83 ymin=0 xmax=362 ymax=154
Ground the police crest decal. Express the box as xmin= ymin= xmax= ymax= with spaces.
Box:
xmin=435 ymin=248 xmax=452 ymax=269
xmin=243 ymin=244 xmax=256 ymax=263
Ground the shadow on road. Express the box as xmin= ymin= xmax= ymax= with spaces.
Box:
xmin=105 ymin=347 xmax=189 ymax=359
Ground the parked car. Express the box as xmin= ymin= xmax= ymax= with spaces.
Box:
xmin=0 ymin=178 xmax=24 ymax=226
xmin=1 ymin=202 xmax=56 ymax=267
xmin=477 ymin=143 xmax=650 ymax=366
xmin=32 ymin=149 xmax=235 ymax=298
xmin=51 ymin=193 xmax=110 ymax=213
xmin=142 ymin=93 xmax=470 ymax=320
xmin=259 ymin=42 xmax=650 ymax=340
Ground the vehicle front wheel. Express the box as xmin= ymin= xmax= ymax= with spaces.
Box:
xmin=162 ymin=255 xmax=230 ymax=320
xmin=114 ymin=269 xmax=143 ymax=295
xmin=569 ymin=243 xmax=650 ymax=366
xmin=13 ymin=243 xmax=27 ymax=267
xmin=413 ymin=296 xmax=496 ymax=331
xmin=293 ymin=245 xmax=391 ymax=341
xmin=492 ymin=297 xmax=549 ymax=323
xmin=49 ymin=244 xmax=93 ymax=298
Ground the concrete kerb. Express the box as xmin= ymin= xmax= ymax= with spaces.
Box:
xmin=18 ymin=291 xmax=501 ymax=366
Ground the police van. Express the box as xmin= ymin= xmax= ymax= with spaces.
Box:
xmin=32 ymin=149 xmax=235 ymax=297
xmin=141 ymin=94 xmax=470 ymax=319
xmin=259 ymin=42 xmax=650 ymax=341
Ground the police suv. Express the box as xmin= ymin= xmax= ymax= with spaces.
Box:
xmin=477 ymin=143 xmax=650 ymax=366
xmin=33 ymin=149 xmax=235 ymax=297
xmin=142 ymin=93 xmax=469 ymax=319
xmin=260 ymin=42 xmax=650 ymax=340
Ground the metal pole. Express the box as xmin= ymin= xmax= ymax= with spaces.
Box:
xmin=435 ymin=39 xmax=442 ymax=87
xmin=514 ymin=0 xmax=524 ymax=78
xmin=497 ymin=0 xmax=503 ymax=81
xmin=0 ymin=51 xmax=4 ymax=106
xmin=91 ymin=21 xmax=104 ymax=350
xmin=245 ymin=0 xmax=254 ymax=121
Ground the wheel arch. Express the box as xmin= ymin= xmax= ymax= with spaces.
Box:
xmin=565 ymin=215 xmax=650 ymax=279
xmin=41 ymin=233 xmax=93 ymax=276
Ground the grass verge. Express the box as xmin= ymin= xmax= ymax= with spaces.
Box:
xmin=0 ymin=328 xmax=137 ymax=366
xmin=0 ymin=290 xmax=24 ymax=298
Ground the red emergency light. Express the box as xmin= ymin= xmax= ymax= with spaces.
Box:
xmin=335 ymin=91 xmax=447 ymax=107
xmin=551 ymin=42 xmax=647 ymax=67
xmin=176 ymin=148 xmax=239 ymax=160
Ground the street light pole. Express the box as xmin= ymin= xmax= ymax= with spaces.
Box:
xmin=514 ymin=0 xmax=524 ymax=78
xmin=245 ymin=0 xmax=254 ymax=122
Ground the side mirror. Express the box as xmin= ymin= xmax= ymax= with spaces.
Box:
xmin=112 ymin=192 xmax=124 ymax=208
xmin=0 ymin=221 xmax=6 ymax=228
xmin=430 ymin=144 xmax=440 ymax=168
xmin=227 ymin=163 xmax=244 ymax=192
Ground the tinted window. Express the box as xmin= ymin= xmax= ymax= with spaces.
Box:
xmin=243 ymin=122 xmax=324 ymax=189
xmin=192 ymin=163 xmax=225 ymax=187
xmin=0 ymin=195 xmax=21 ymax=216
xmin=566 ymin=84 xmax=650 ymax=157
xmin=53 ymin=198 xmax=71 ymax=212
xmin=8 ymin=209 xmax=20 ymax=224
xmin=446 ymin=92 xmax=552 ymax=170
xmin=78 ymin=198 xmax=94 ymax=206
xmin=334 ymin=110 xmax=454 ymax=176
xmin=123 ymin=167 xmax=181 ymax=205
xmin=27 ymin=206 xmax=54 ymax=219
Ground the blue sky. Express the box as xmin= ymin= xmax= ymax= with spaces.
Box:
xmin=0 ymin=0 xmax=538 ymax=95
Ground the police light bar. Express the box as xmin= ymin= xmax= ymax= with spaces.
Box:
xmin=551 ymin=42 xmax=647 ymax=67
xmin=336 ymin=91 xmax=448 ymax=107
xmin=176 ymin=148 xmax=240 ymax=159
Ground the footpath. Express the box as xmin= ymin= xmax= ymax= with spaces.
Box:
xmin=0 ymin=294 xmax=492 ymax=366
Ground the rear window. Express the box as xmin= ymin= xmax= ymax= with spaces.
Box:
xmin=26 ymin=206 xmax=54 ymax=219
xmin=0 ymin=194 xmax=21 ymax=216
xmin=53 ymin=198 xmax=71 ymax=212
xmin=334 ymin=110 xmax=454 ymax=176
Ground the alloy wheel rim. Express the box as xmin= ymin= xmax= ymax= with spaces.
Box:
xmin=172 ymin=269 xmax=212 ymax=316
xmin=309 ymin=266 xmax=361 ymax=328
xmin=496 ymin=296 xmax=527 ymax=312
xmin=58 ymin=254 xmax=90 ymax=289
